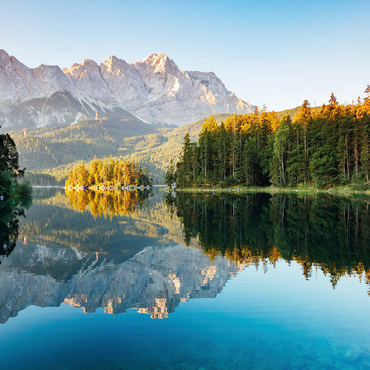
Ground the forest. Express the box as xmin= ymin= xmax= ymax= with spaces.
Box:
xmin=65 ymin=156 xmax=152 ymax=188
xmin=170 ymin=88 xmax=370 ymax=188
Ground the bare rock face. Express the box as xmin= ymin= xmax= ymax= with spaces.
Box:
xmin=0 ymin=49 xmax=255 ymax=128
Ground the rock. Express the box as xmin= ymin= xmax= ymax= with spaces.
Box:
xmin=0 ymin=49 xmax=255 ymax=128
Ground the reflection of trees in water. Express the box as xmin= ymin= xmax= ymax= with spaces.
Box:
xmin=65 ymin=189 xmax=151 ymax=219
xmin=0 ymin=200 xmax=30 ymax=262
xmin=168 ymin=192 xmax=370 ymax=292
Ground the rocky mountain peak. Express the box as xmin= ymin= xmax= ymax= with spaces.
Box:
xmin=64 ymin=59 xmax=100 ymax=77
xmin=0 ymin=49 xmax=10 ymax=63
xmin=0 ymin=49 xmax=256 ymax=128
xmin=101 ymin=55 xmax=132 ymax=74
xmin=135 ymin=53 xmax=179 ymax=75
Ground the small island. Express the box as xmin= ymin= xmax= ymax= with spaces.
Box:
xmin=65 ymin=157 xmax=152 ymax=190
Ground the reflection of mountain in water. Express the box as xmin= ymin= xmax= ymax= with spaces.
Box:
xmin=18 ymin=189 xmax=188 ymax=257
xmin=0 ymin=242 xmax=245 ymax=324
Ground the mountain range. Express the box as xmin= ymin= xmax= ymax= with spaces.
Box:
xmin=1 ymin=49 xmax=305 ymax=183
xmin=0 ymin=49 xmax=255 ymax=128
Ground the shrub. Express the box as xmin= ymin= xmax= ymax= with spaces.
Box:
xmin=17 ymin=181 xmax=33 ymax=198
xmin=0 ymin=170 xmax=14 ymax=199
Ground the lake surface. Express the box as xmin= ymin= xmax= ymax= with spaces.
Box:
xmin=1 ymin=188 xmax=370 ymax=369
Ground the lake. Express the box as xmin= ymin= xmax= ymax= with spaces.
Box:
xmin=1 ymin=188 xmax=370 ymax=369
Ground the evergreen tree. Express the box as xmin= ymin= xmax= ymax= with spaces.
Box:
xmin=270 ymin=117 xmax=290 ymax=186
xmin=361 ymin=114 xmax=370 ymax=183
xmin=100 ymin=157 xmax=109 ymax=185
xmin=165 ymin=159 xmax=176 ymax=186
xmin=178 ymin=132 xmax=194 ymax=186
xmin=215 ymin=123 xmax=230 ymax=181
xmin=294 ymin=100 xmax=312 ymax=185
xmin=77 ymin=163 xmax=89 ymax=187
xmin=0 ymin=132 xmax=24 ymax=179
xmin=242 ymin=137 xmax=259 ymax=185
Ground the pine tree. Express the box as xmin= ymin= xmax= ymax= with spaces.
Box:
xmin=177 ymin=132 xmax=194 ymax=186
xmin=294 ymin=100 xmax=312 ymax=185
xmin=270 ymin=117 xmax=290 ymax=186
xmin=199 ymin=128 xmax=213 ymax=181
xmin=165 ymin=159 xmax=176 ymax=186
xmin=108 ymin=155 xmax=115 ymax=184
xmin=89 ymin=157 xmax=99 ymax=186
xmin=70 ymin=165 xmax=78 ymax=187
xmin=77 ymin=163 xmax=89 ymax=187
xmin=242 ymin=137 xmax=259 ymax=185
xmin=100 ymin=157 xmax=109 ymax=185
xmin=215 ymin=123 xmax=229 ymax=181
xmin=361 ymin=114 xmax=370 ymax=183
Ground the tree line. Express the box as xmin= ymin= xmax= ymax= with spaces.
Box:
xmin=65 ymin=156 xmax=152 ymax=187
xmin=24 ymin=172 xmax=64 ymax=186
xmin=168 ymin=88 xmax=370 ymax=188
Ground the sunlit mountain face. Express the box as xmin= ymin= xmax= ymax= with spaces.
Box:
xmin=2 ymin=188 xmax=370 ymax=369
xmin=0 ymin=49 xmax=255 ymax=129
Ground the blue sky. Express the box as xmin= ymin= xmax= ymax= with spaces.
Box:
xmin=0 ymin=0 xmax=369 ymax=111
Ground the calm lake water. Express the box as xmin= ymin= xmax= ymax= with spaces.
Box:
xmin=1 ymin=188 xmax=370 ymax=369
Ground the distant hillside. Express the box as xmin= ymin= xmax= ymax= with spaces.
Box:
xmin=10 ymin=114 xmax=232 ymax=184
xmin=170 ymin=113 xmax=232 ymax=141
xmin=10 ymin=108 xmax=313 ymax=185
xmin=275 ymin=106 xmax=321 ymax=120
xmin=11 ymin=118 xmax=161 ymax=180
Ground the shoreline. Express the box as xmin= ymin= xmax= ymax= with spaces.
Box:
xmin=176 ymin=185 xmax=370 ymax=196
xmin=63 ymin=185 xmax=153 ymax=191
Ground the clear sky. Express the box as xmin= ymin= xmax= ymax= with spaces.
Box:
xmin=0 ymin=0 xmax=369 ymax=111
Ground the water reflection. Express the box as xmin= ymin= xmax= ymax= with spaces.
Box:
xmin=0 ymin=199 xmax=29 ymax=262
xmin=167 ymin=192 xmax=370 ymax=292
xmin=1 ymin=189 xmax=370 ymax=326
xmin=0 ymin=189 xmax=247 ymax=324
xmin=0 ymin=242 xmax=245 ymax=323
xmin=19 ymin=189 xmax=171 ymax=255
xmin=3 ymin=189 xmax=370 ymax=369
xmin=65 ymin=188 xmax=151 ymax=219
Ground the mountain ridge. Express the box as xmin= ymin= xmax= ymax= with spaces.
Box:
xmin=0 ymin=49 xmax=255 ymax=128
